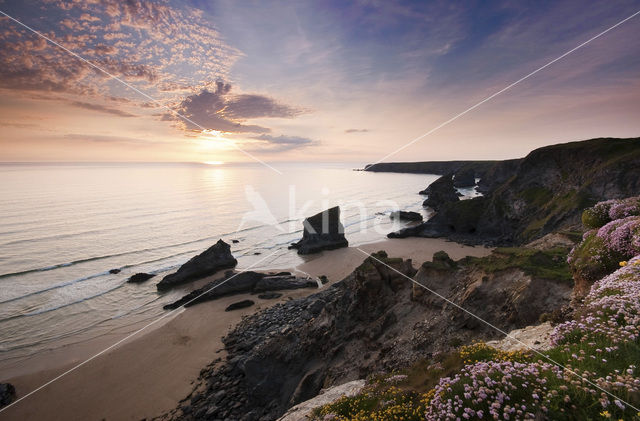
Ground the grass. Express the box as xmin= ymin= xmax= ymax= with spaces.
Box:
xmin=461 ymin=246 xmax=573 ymax=284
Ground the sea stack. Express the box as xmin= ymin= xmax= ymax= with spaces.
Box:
xmin=289 ymin=206 xmax=348 ymax=255
xmin=157 ymin=239 xmax=237 ymax=290
xmin=420 ymin=174 xmax=460 ymax=211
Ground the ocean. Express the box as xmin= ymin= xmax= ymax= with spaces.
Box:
xmin=0 ymin=162 xmax=456 ymax=363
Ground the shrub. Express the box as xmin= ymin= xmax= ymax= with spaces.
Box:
xmin=570 ymin=197 xmax=640 ymax=281
xmin=580 ymin=197 xmax=640 ymax=229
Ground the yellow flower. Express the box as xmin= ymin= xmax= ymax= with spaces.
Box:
xmin=619 ymin=261 xmax=628 ymax=267
xmin=600 ymin=410 xmax=610 ymax=418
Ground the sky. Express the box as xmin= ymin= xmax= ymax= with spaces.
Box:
xmin=0 ymin=0 xmax=639 ymax=164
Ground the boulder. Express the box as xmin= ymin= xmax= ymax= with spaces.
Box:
xmin=128 ymin=272 xmax=155 ymax=283
xmin=225 ymin=300 xmax=255 ymax=311
xmin=453 ymin=168 xmax=476 ymax=187
xmin=289 ymin=207 xmax=348 ymax=255
xmin=420 ymin=174 xmax=460 ymax=211
xmin=0 ymin=383 xmax=16 ymax=407
xmin=109 ymin=268 xmax=121 ymax=274
xmin=157 ymin=240 xmax=237 ymax=290
xmin=389 ymin=210 xmax=423 ymax=222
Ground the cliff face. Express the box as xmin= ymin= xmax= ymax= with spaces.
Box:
xmin=389 ymin=137 xmax=640 ymax=245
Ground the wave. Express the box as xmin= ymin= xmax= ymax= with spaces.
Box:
xmin=0 ymin=281 xmax=127 ymax=322
xmin=0 ymin=270 xmax=112 ymax=305
xmin=0 ymin=233 xmax=243 ymax=280
xmin=0 ymin=247 xmax=203 ymax=305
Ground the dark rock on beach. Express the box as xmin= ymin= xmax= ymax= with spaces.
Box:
xmin=420 ymin=174 xmax=460 ymax=211
xmin=0 ymin=383 xmax=16 ymax=407
xmin=157 ymin=240 xmax=237 ymax=290
xmin=163 ymin=271 xmax=317 ymax=310
xmin=389 ymin=210 xmax=423 ymax=222
xmin=258 ymin=292 xmax=282 ymax=299
xmin=225 ymin=300 xmax=254 ymax=311
xmin=253 ymin=275 xmax=317 ymax=293
xmin=128 ymin=272 xmax=155 ymax=283
xmin=109 ymin=268 xmax=121 ymax=274
xmin=289 ymin=206 xmax=348 ymax=255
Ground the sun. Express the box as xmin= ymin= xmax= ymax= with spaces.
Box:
xmin=197 ymin=129 xmax=235 ymax=151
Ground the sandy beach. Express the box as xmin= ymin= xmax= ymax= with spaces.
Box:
xmin=0 ymin=237 xmax=491 ymax=421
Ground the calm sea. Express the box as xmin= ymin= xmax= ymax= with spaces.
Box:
xmin=0 ymin=162 xmax=454 ymax=362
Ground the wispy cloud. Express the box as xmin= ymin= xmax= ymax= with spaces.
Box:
xmin=68 ymin=100 xmax=136 ymax=117
xmin=248 ymin=133 xmax=317 ymax=153
xmin=64 ymin=133 xmax=159 ymax=145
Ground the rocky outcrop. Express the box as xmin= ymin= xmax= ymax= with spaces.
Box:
xmin=163 ymin=271 xmax=316 ymax=310
xmin=0 ymin=383 xmax=16 ymax=408
xmin=485 ymin=322 xmax=555 ymax=352
xmin=157 ymin=240 xmax=237 ymax=290
xmin=390 ymin=138 xmax=640 ymax=245
xmin=289 ymin=207 xmax=348 ymax=255
xmin=277 ymin=380 xmax=366 ymax=421
xmin=389 ymin=210 xmax=423 ymax=222
xmin=420 ymin=174 xmax=460 ymax=211
xmin=128 ymin=272 xmax=155 ymax=283
xmin=453 ymin=168 xmax=476 ymax=187
xmin=162 ymin=246 xmax=571 ymax=421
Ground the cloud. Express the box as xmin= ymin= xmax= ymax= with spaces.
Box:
xmin=0 ymin=0 xmax=240 ymax=105
xmin=64 ymin=133 xmax=158 ymax=145
xmin=170 ymin=81 xmax=304 ymax=133
xmin=248 ymin=133 xmax=316 ymax=152
xmin=0 ymin=121 xmax=42 ymax=129
xmin=68 ymin=100 xmax=136 ymax=117
xmin=225 ymin=94 xmax=304 ymax=119
xmin=344 ymin=128 xmax=369 ymax=133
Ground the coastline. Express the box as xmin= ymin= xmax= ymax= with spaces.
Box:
xmin=0 ymin=237 xmax=491 ymax=421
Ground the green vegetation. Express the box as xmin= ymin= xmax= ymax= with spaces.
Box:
xmin=421 ymin=250 xmax=457 ymax=271
xmin=461 ymin=246 xmax=573 ymax=284
xmin=521 ymin=189 xmax=595 ymax=242
xmin=520 ymin=186 xmax=553 ymax=207
xmin=582 ymin=207 xmax=609 ymax=229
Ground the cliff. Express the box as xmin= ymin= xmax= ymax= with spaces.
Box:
xmin=389 ymin=137 xmax=640 ymax=245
